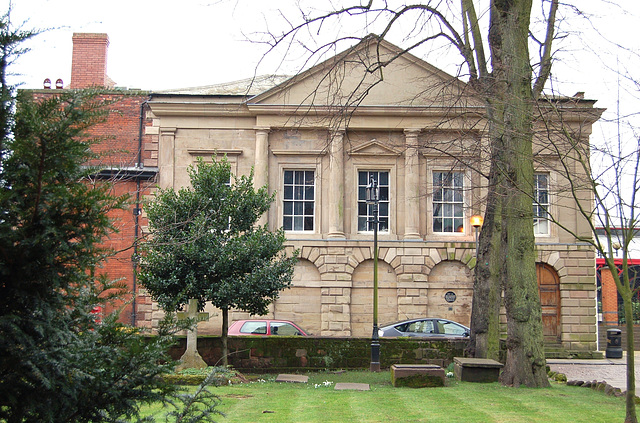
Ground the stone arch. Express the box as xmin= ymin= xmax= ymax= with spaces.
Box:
xmin=350 ymin=258 xmax=398 ymax=336
xmin=427 ymin=260 xmax=473 ymax=326
xmin=273 ymin=258 xmax=322 ymax=335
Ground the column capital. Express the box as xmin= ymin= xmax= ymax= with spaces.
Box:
xmin=160 ymin=126 xmax=177 ymax=136
xmin=404 ymin=128 xmax=421 ymax=137
xmin=254 ymin=126 xmax=271 ymax=134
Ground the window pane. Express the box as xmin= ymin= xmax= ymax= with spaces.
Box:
xmin=294 ymin=171 xmax=304 ymax=184
xmin=284 ymin=201 xmax=293 ymax=215
xmin=379 ymin=202 xmax=388 ymax=216
xmin=444 ymin=189 xmax=453 ymax=202
xmin=359 ymin=171 xmax=368 ymax=185
xmin=284 ymin=186 xmax=293 ymax=200
xmin=443 ymin=203 xmax=452 ymax=217
xmin=294 ymin=202 xmax=303 ymax=215
xmin=304 ymin=201 xmax=314 ymax=215
xmin=305 ymin=171 xmax=314 ymax=185
xmin=294 ymin=216 xmax=303 ymax=231
xmin=433 ymin=218 xmax=442 ymax=232
xmin=380 ymin=172 xmax=389 ymax=185
xmin=284 ymin=171 xmax=293 ymax=184
xmin=379 ymin=187 xmax=389 ymax=201
xmin=305 ymin=186 xmax=314 ymax=200
xmin=294 ymin=186 xmax=304 ymax=200
xmin=358 ymin=202 xmax=367 ymax=216
xmin=538 ymin=191 xmax=548 ymax=204
xmin=454 ymin=218 xmax=464 ymax=232
xmin=443 ymin=219 xmax=453 ymax=232
xmin=433 ymin=204 xmax=442 ymax=217
xmin=283 ymin=216 xmax=292 ymax=231
xmin=241 ymin=321 xmax=267 ymax=334
xmin=304 ymin=216 xmax=314 ymax=231
xmin=358 ymin=217 xmax=367 ymax=231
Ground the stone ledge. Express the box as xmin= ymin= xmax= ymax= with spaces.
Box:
xmin=453 ymin=357 xmax=503 ymax=383
xmin=391 ymin=364 xmax=445 ymax=388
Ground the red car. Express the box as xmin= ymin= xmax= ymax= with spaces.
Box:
xmin=228 ymin=319 xmax=308 ymax=336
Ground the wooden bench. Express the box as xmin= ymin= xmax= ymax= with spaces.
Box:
xmin=391 ymin=364 xmax=445 ymax=388
xmin=453 ymin=357 xmax=503 ymax=382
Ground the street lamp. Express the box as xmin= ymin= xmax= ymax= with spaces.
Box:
xmin=366 ymin=176 xmax=381 ymax=372
xmin=470 ymin=214 xmax=484 ymax=256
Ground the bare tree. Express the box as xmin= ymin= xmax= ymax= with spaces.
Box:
xmin=251 ymin=0 xmax=561 ymax=387
xmin=534 ymin=93 xmax=639 ymax=421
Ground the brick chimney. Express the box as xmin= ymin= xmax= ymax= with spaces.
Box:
xmin=70 ymin=33 xmax=116 ymax=89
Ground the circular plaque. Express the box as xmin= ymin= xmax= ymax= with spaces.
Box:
xmin=444 ymin=291 xmax=456 ymax=303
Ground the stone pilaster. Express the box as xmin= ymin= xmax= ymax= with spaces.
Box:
xmin=158 ymin=127 xmax=176 ymax=189
xmin=254 ymin=127 xmax=270 ymax=227
xmin=327 ymin=130 xmax=345 ymax=238
xmin=404 ymin=129 xmax=421 ymax=239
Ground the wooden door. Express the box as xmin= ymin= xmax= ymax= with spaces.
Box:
xmin=537 ymin=263 xmax=561 ymax=343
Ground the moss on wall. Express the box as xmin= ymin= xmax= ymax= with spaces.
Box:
xmin=168 ymin=336 xmax=468 ymax=372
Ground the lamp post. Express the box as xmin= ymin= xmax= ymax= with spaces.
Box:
xmin=470 ymin=214 xmax=484 ymax=256
xmin=366 ymin=177 xmax=381 ymax=372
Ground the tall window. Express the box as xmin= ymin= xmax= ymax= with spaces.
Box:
xmin=533 ymin=173 xmax=549 ymax=235
xmin=357 ymin=171 xmax=389 ymax=232
xmin=433 ymin=171 xmax=464 ymax=233
xmin=283 ymin=170 xmax=314 ymax=231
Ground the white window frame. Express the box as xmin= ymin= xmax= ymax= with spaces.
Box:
xmin=357 ymin=170 xmax=390 ymax=233
xmin=431 ymin=170 xmax=466 ymax=235
xmin=533 ymin=173 xmax=550 ymax=236
xmin=282 ymin=169 xmax=316 ymax=233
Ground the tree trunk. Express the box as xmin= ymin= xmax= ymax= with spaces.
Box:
xmin=469 ymin=124 xmax=503 ymax=361
xmin=622 ymin=291 xmax=638 ymax=423
xmin=488 ymin=0 xmax=549 ymax=387
xmin=222 ymin=307 xmax=229 ymax=367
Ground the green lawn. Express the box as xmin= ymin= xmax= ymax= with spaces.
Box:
xmin=141 ymin=371 xmax=625 ymax=423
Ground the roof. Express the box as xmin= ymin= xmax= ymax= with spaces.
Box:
xmin=155 ymin=75 xmax=291 ymax=96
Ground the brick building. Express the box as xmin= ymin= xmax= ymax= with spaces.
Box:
xmin=27 ymin=33 xmax=157 ymax=324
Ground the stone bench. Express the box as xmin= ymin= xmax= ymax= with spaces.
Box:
xmin=453 ymin=357 xmax=503 ymax=383
xmin=391 ymin=364 xmax=445 ymax=388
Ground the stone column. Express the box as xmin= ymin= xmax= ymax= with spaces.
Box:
xmin=254 ymin=127 xmax=270 ymax=227
xmin=404 ymin=129 xmax=421 ymax=239
xmin=158 ymin=127 xmax=176 ymax=189
xmin=327 ymin=130 xmax=345 ymax=239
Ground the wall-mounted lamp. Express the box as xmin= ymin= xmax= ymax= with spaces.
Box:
xmin=470 ymin=214 xmax=484 ymax=256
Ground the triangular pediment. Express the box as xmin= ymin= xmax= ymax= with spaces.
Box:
xmin=348 ymin=140 xmax=402 ymax=157
xmin=249 ymin=36 xmax=479 ymax=109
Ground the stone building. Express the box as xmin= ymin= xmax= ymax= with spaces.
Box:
xmin=141 ymin=37 xmax=603 ymax=353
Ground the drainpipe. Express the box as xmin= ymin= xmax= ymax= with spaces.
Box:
xmin=131 ymin=100 xmax=149 ymax=326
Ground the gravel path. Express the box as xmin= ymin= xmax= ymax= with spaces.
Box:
xmin=548 ymin=356 xmax=635 ymax=392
